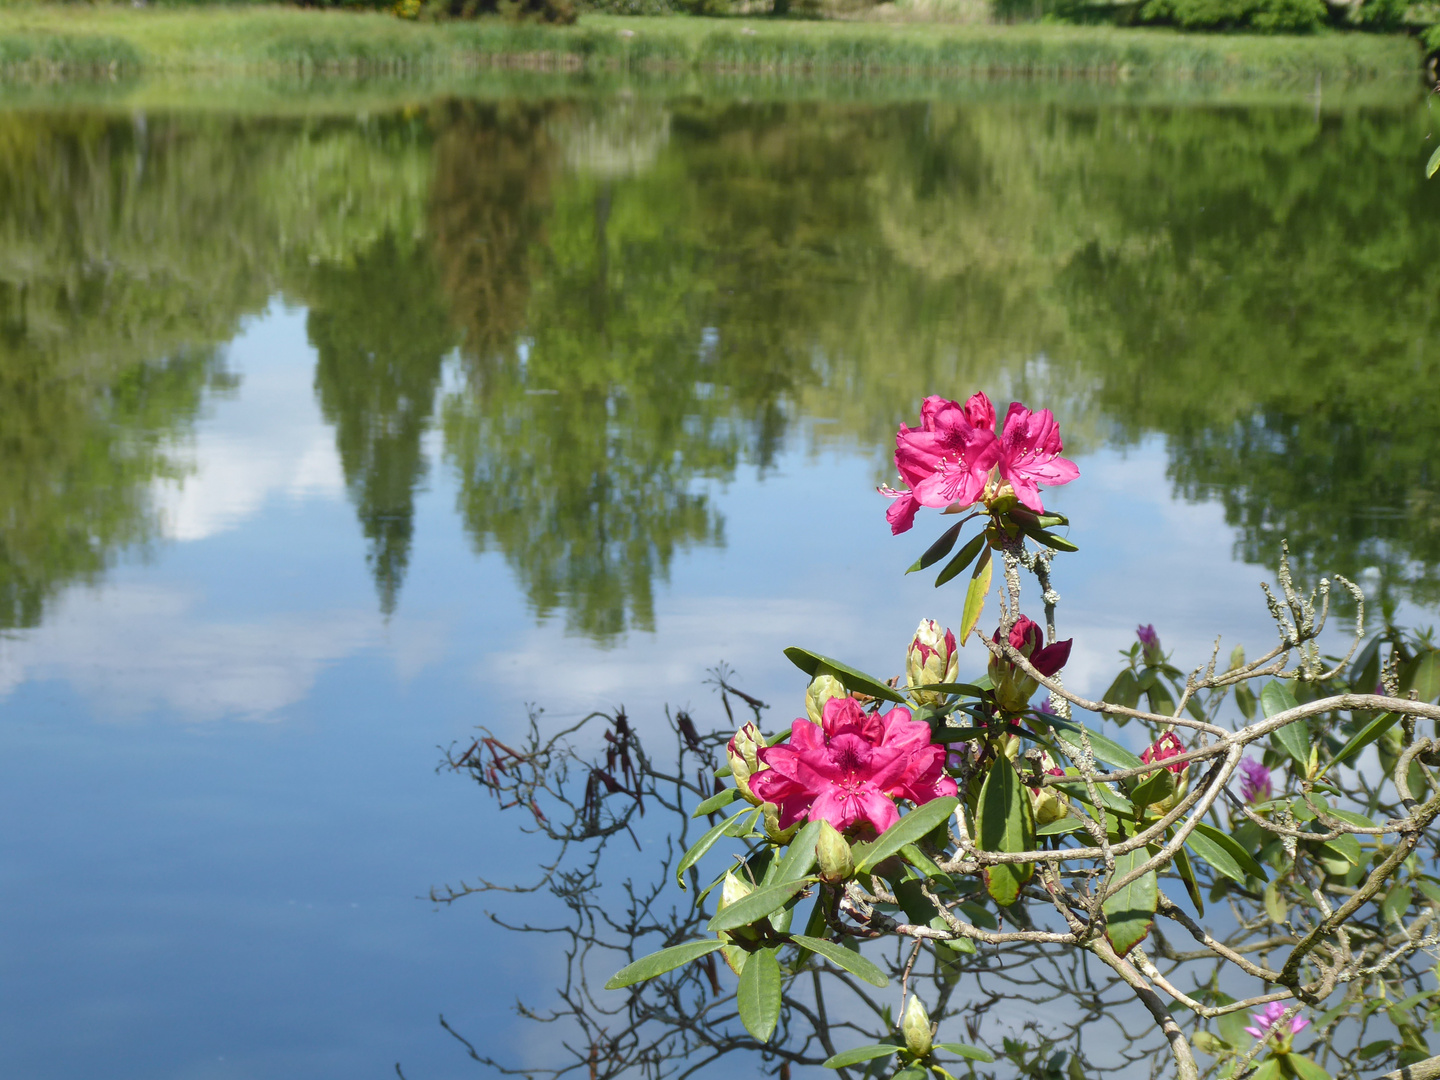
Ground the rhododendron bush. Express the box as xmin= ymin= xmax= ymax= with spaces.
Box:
xmin=450 ymin=393 xmax=1440 ymax=1080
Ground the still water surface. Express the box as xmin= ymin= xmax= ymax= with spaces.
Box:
xmin=1 ymin=87 xmax=1438 ymax=1078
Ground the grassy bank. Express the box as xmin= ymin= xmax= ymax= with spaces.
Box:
xmin=0 ymin=4 xmax=1422 ymax=84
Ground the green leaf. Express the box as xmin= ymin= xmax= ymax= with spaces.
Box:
xmin=935 ymin=1042 xmax=995 ymax=1063
xmin=691 ymin=787 xmax=739 ymax=818
xmin=1037 ymin=817 xmax=1084 ymax=836
xmin=677 ymin=808 xmax=758 ymax=889
xmin=1404 ymin=650 xmax=1440 ymax=703
xmin=1251 ymin=1058 xmax=1282 ymax=1080
xmin=1264 ymin=881 xmax=1288 ymax=924
xmin=853 ymin=797 xmax=959 ymax=874
xmin=958 ymin=546 xmax=993 ymax=642
xmin=976 ymin=761 xmax=1034 ymax=906
xmin=1325 ymin=711 xmax=1399 ymax=774
xmin=1216 ymin=995 xmax=1250 ymax=1048
xmin=930 ymin=726 xmax=988 ymax=744
xmin=1283 ymin=1054 xmax=1333 ymax=1080
xmin=1102 ymin=848 xmax=1157 ymax=957
xmin=1174 ymin=844 xmax=1205 ymax=916
xmin=790 ymin=935 xmax=889 ymax=987
xmin=1262 ymin=681 xmax=1309 ymax=769
xmin=773 ymin=820 xmax=822 ymax=883
xmin=1383 ymin=884 xmax=1414 ymax=925
xmin=783 ymin=647 xmax=907 ymax=704
xmin=1426 ymin=144 xmax=1440 ymax=179
xmin=707 ymin=877 xmax=814 ymax=933
xmin=900 ymin=842 xmax=948 ymax=882
xmin=823 ymin=1045 xmax=902 ymax=1069
xmin=1186 ymin=821 xmax=1268 ymax=883
xmin=1128 ymin=768 xmax=1176 ymax=810
xmin=894 ymin=1069 xmax=928 ymax=1080
xmin=604 ymin=939 xmax=727 ymax=989
xmin=1351 ymin=633 xmax=1384 ymax=691
xmin=1016 ymin=516 xmax=1078 ymax=553
xmin=1047 ymin=716 xmax=1145 ymax=770
xmin=1318 ymin=832 xmax=1362 ymax=867
xmin=935 ymin=531 xmax=988 ymax=588
xmin=1235 ymin=682 xmax=1257 ymax=721
xmin=736 ymin=946 xmax=782 ymax=1042
xmin=908 ymin=521 xmax=964 ymax=575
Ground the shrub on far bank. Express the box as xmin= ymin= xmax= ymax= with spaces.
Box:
xmin=1029 ymin=0 xmax=1414 ymax=32
xmin=294 ymin=0 xmax=578 ymax=23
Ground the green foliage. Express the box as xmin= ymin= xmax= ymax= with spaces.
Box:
xmin=1135 ymin=0 xmax=1326 ymax=33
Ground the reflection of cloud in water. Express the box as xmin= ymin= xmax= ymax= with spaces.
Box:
xmin=153 ymin=302 xmax=345 ymax=543
xmin=0 ymin=583 xmax=390 ymax=722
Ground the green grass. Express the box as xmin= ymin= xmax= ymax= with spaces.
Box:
xmin=0 ymin=3 xmax=1423 ymax=84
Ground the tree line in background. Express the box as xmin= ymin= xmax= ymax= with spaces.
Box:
xmin=0 ymin=96 xmax=1437 ymax=639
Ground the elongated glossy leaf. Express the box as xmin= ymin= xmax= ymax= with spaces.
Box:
xmin=691 ymin=787 xmax=738 ymax=818
xmin=707 ymin=877 xmax=814 ymax=933
xmin=908 ymin=521 xmax=964 ymax=575
xmin=1017 ymin=517 xmax=1078 ymax=553
xmin=1037 ymin=817 xmax=1084 ymax=836
xmin=900 ymin=842 xmax=947 ymax=881
xmin=1284 ymin=1054 xmax=1333 ymax=1080
xmin=1251 ymin=1058 xmax=1282 ymax=1080
xmin=976 ymin=761 xmax=1033 ymax=906
xmin=1319 ymin=832 xmax=1362 ymax=867
xmin=737 ymin=946 xmax=782 ymax=1042
xmin=1047 ymin=716 xmax=1145 ymax=770
xmin=935 ymin=531 xmax=987 ymax=588
xmin=1188 ymin=821 xmax=1268 ymax=882
xmin=935 ymin=1042 xmax=995 ymax=1063
xmin=1427 ymin=143 xmax=1440 ymax=179
xmin=958 ymin=547 xmax=993 ymax=642
xmin=773 ymin=821 xmax=822 ymax=884
xmin=676 ymin=808 xmax=758 ymax=889
xmin=1128 ymin=768 xmax=1176 ymax=810
xmin=1261 ymin=681 xmax=1310 ymax=769
xmin=1382 ymin=884 xmax=1413 ymax=925
xmin=1404 ymin=650 xmax=1440 ymax=703
xmin=1174 ymin=843 xmax=1205 ymax=916
xmin=931 ymin=726 xmax=988 ymax=744
xmin=1103 ymin=849 xmax=1157 ymax=957
xmin=782 ymin=647 xmax=907 ymax=704
xmin=853 ymin=797 xmax=959 ymax=874
xmin=1325 ymin=711 xmax=1398 ymax=774
xmin=604 ymin=939 xmax=726 ymax=989
xmin=823 ymin=1044 xmax=901 ymax=1069
xmin=790 ymin=934 xmax=890 ymax=987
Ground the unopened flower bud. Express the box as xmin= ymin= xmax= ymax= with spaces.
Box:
xmin=815 ymin=820 xmax=854 ymax=883
xmin=988 ymin=615 xmax=1071 ymax=715
xmin=902 ymin=995 xmax=933 ymax=1057
xmin=1140 ymin=732 xmax=1190 ymax=813
xmin=907 ymin=620 xmax=959 ymax=706
xmin=717 ymin=871 xmax=759 ymax=969
xmin=806 ymin=670 xmax=848 ymax=725
xmin=1137 ymin=624 xmax=1164 ymax=667
xmin=727 ymin=722 xmax=767 ymax=805
xmin=1027 ymin=751 xmax=1069 ymax=826
xmin=763 ymin=801 xmax=800 ymax=845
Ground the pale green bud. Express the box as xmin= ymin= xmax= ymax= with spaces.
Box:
xmin=815 ymin=820 xmax=854 ymax=884
xmin=717 ymin=871 xmax=761 ymax=967
xmin=763 ymin=802 xmax=800 ymax=845
xmin=907 ymin=620 xmax=959 ymax=706
xmin=1029 ymin=751 xmax=1069 ymax=826
xmin=726 ymin=722 xmax=766 ymax=805
xmin=902 ymin=995 xmax=934 ymax=1057
xmin=806 ymin=670 xmax=848 ymax=724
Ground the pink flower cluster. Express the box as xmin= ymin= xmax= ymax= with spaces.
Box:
xmin=750 ymin=697 xmax=958 ymax=837
xmin=1239 ymin=757 xmax=1273 ymax=804
xmin=1245 ymin=1002 xmax=1309 ymax=1043
xmin=882 ymin=392 xmax=1079 ymax=535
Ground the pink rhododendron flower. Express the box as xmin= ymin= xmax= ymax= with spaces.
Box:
xmin=1239 ymin=757 xmax=1273 ymax=804
xmin=1141 ymin=732 xmax=1188 ymax=775
xmin=1245 ymin=1002 xmax=1309 ymax=1042
xmin=881 ymin=393 xmax=1078 ymax=533
xmin=882 ymin=394 xmax=1001 ymax=535
xmin=995 ymin=402 xmax=1080 ymax=513
xmin=749 ymin=697 xmax=958 ymax=837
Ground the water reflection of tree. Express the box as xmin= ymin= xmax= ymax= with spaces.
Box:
xmin=0 ymin=113 xmax=259 ymax=629
xmin=433 ymin=687 xmax=1141 ymax=1080
xmin=306 ymin=232 xmax=456 ymax=616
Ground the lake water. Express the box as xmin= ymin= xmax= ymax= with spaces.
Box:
xmin=2 ymin=83 xmax=1439 ymax=1079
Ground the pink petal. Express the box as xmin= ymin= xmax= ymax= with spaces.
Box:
xmin=885 ymin=490 xmax=920 ymax=535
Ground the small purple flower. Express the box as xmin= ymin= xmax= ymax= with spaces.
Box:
xmin=1137 ymin=624 xmax=1164 ymax=666
xmin=1244 ymin=1001 xmax=1308 ymax=1043
xmin=1239 ymin=757 xmax=1273 ymax=805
